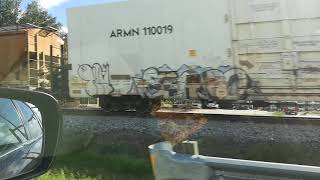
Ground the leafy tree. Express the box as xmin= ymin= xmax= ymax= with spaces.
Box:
xmin=0 ymin=0 xmax=22 ymax=26
xmin=19 ymin=0 xmax=62 ymax=29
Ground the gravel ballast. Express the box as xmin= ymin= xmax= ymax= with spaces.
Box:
xmin=63 ymin=114 xmax=320 ymax=145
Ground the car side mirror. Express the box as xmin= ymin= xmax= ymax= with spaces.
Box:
xmin=0 ymin=88 xmax=62 ymax=180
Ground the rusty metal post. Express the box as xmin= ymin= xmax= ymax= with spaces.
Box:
xmin=50 ymin=45 xmax=53 ymax=89
xmin=60 ymin=45 xmax=66 ymax=97
xmin=60 ymin=45 xmax=65 ymax=67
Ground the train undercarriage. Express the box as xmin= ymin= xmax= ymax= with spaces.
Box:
xmin=97 ymin=95 xmax=248 ymax=113
xmin=98 ymin=95 xmax=162 ymax=113
xmin=97 ymin=94 xmax=314 ymax=113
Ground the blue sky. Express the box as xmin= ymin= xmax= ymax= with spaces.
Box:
xmin=21 ymin=0 xmax=123 ymax=29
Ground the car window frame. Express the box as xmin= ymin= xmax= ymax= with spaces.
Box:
xmin=0 ymin=99 xmax=29 ymax=141
xmin=13 ymin=100 xmax=43 ymax=141
xmin=0 ymin=99 xmax=31 ymax=158
xmin=11 ymin=100 xmax=31 ymax=141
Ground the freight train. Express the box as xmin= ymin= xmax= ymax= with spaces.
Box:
xmin=67 ymin=0 xmax=320 ymax=112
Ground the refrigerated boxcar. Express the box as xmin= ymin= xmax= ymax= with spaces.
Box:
xmin=67 ymin=0 xmax=320 ymax=112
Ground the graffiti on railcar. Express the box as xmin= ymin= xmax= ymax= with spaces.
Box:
xmin=77 ymin=62 xmax=261 ymax=100
xmin=127 ymin=64 xmax=258 ymax=100
xmin=77 ymin=62 xmax=114 ymax=96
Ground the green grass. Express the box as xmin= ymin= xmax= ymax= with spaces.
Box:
xmin=36 ymin=128 xmax=155 ymax=180
xmin=272 ymin=112 xmax=286 ymax=117
xmin=37 ymin=148 xmax=153 ymax=180
xmin=37 ymin=169 xmax=151 ymax=180
xmin=37 ymin=169 xmax=96 ymax=180
xmin=307 ymin=111 xmax=320 ymax=115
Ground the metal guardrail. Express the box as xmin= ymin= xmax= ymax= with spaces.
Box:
xmin=149 ymin=142 xmax=320 ymax=180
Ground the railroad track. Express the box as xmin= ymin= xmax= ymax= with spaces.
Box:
xmin=62 ymin=107 xmax=152 ymax=117
xmin=62 ymin=107 xmax=320 ymax=125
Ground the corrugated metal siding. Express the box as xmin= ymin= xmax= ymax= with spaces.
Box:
xmin=231 ymin=0 xmax=320 ymax=94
